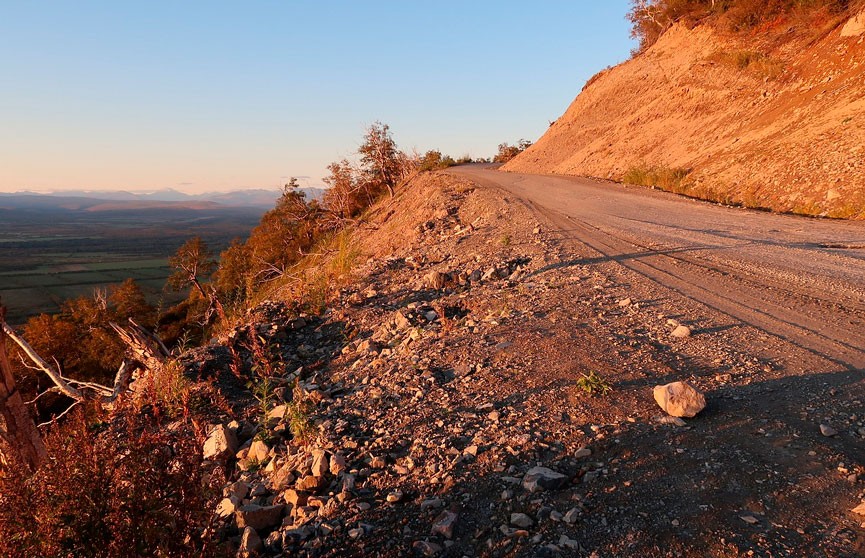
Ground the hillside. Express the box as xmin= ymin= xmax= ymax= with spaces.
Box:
xmin=503 ymin=9 xmax=865 ymax=219
xmin=3 ymin=167 xmax=864 ymax=556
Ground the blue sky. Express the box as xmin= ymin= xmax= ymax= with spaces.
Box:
xmin=1 ymin=1 xmax=635 ymax=193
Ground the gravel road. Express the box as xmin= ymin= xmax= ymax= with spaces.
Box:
xmin=449 ymin=165 xmax=865 ymax=371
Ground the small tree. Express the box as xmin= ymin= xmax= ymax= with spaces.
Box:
xmin=168 ymin=237 xmax=226 ymax=322
xmin=109 ymin=279 xmax=156 ymax=328
xmin=493 ymin=139 xmax=532 ymax=163
xmin=358 ymin=121 xmax=405 ymax=198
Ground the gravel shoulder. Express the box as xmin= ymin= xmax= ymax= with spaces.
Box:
xmin=202 ymin=169 xmax=865 ymax=557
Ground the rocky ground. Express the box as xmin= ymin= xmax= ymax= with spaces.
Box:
xmin=188 ymin=172 xmax=865 ymax=557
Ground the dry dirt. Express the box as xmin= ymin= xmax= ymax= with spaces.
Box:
xmin=503 ymin=11 xmax=865 ymax=219
xmin=200 ymin=170 xmax=865 ymax=557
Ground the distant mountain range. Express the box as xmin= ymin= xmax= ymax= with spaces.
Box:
xmin=0 ymin=187 xmax=326 ymax=210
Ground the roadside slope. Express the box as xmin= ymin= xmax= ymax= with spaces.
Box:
xmin=503 ymin=13 xmax=865 ymax=218
xmin=199 ymin=170 xmax=864 ymax=557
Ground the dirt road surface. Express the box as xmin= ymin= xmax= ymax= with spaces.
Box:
xmin=451 ymin=165 xmax=865 ymax=372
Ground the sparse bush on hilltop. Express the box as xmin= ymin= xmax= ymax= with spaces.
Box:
xmin=493 ymin=139 xmax=532 ymax=163
xmin=418 ymin=150 xmax=457 ymax=172
xmin=629 ymin=0 xmax=860 ymax=52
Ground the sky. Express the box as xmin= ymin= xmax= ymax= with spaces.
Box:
xmin=0 ymin=1 xmax=635 ymax=193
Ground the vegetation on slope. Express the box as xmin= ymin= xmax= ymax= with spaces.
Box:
xmin=629 ymin=0 xmax=862 ymax=51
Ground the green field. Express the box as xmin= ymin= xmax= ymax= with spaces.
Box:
xmin=0 ymin=257 xmax=175 ymax=325
xmin=0 ymin=203 xmax=265 ymax=325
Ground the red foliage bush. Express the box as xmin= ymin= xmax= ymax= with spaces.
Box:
xmin=0 ymin=407 xmax=223 ymax=557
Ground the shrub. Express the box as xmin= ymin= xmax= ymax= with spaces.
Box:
xmin=577 ymin=371 xmax=613 ymax=396
xmin=623 ymin=165 xmax=691 ymax=192
xmin=493 ymin=139 xmax=532 ymax=163
xmin=708 ymin=49 xmax=785 ymax=78
xmin=628 ymin=0 xmax=858 ymax=52
xmin=418 ymin=150 xmax=457 ymax=172
xmin=0 ymin=408 xmax=219 ymax=557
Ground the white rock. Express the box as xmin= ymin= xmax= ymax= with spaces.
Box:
xmin=510 ymin=513 xmax=533 ymax=528
xmin=671 ymin=325 xmax=692 ymax=338
xmin=329 ymin=452 xmax=347 ymax=475
xmin=564 ymin=507 xmax=580 ymax=524
xmin=841 ymin=9 xmax=865 ymax=37
xmin=386 ymin=490 xmax=404 ymax=503
xmin=522 ymin=466 xmax=568 ymax=492
xmin=657 ymin=415 xmax=687 ymax=427
xmin=203 ymin=424 xmax=237 ymax=461
xmin=247 ymin=439 xmax=270 ymax=462
xmin=820 ymin=424 xmax=838 ymax=437
xmin=431 ymin=510 xmax=458 ymax=539
xmin=653 ymin=381 xmax=706 ymax=418
xmin=311 ymin=448 xmax=329 ymax=477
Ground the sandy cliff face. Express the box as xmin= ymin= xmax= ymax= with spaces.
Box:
xmin=504 ymin=13 xmax=865 ymax=218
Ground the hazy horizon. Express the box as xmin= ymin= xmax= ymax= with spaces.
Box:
xmin=1 ymin=1 xmax=634 ymax=194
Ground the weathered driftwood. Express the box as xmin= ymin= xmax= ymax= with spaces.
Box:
xmin=0 ymin=308 xmax=48 ymax=471
xmin=0 ymin=310 xmax=171 ymax=471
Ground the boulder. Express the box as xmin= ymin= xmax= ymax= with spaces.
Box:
xmin=841 ymin=10 xmax=865 ymax=37
xmin=653 ymin=381 xmax=706 ymax=418
xmin=247 ymin=439 xmax=270 ymax=463
xmin=311 ymin=449 xmax=329 ymax=477
xmin=238 ymin=526 xmax=263 ymax=556
xmin=235 ymin=504 xmax=285 ymax=530
xmin=203 ymin=424 xmax=238 ymax=461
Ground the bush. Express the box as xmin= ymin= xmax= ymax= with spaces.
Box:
xmin=493 ymin=139 xmax=532 ymax=163
xmin=418 ymin=150 xmax=457 ymax=172
xmin=623 ymin=165 xmax=691 ymax=192
xmin=0 ymin=408 xmax=220 ymax=557
xmin=628 ymin=0 xmax=858 ymax=52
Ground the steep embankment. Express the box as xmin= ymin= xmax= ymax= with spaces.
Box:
xmin=504 ymin=11 xmax=865 ymax=218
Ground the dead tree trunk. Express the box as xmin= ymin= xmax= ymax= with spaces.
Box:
xmin=0 ymin=307 xmax=47 ymax=472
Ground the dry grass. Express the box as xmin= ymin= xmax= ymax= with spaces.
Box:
xmin=623 ymin=165 xmax=692 ymax=192
xmin=708 ymin=49 xmax=785 ymax=79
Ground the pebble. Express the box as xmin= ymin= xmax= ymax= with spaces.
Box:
xmin=386 ymin=490 xmax=404 ymax=503
xmin=510 ymin=513 xmax=534 ymax=528
xmin=564 ymin=507 xmax=580 ymax=524
xmin=820 ymin=424 xmax=838 ymax=437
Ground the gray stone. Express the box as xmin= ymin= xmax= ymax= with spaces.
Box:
xmin=820 ymin=424 xmax=838 ymax=437
xmin=510 ymin=513 xmax=534 ymax=528
xmin=235 ymin=504 xmax=284 ymax=530
xmin=421 ymin=498 xmax=443 ymax=510
xmin=431 ymin=510 xmax=458 ymax=539
xmin=522 ymin=466 xmax=569 ymax=492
